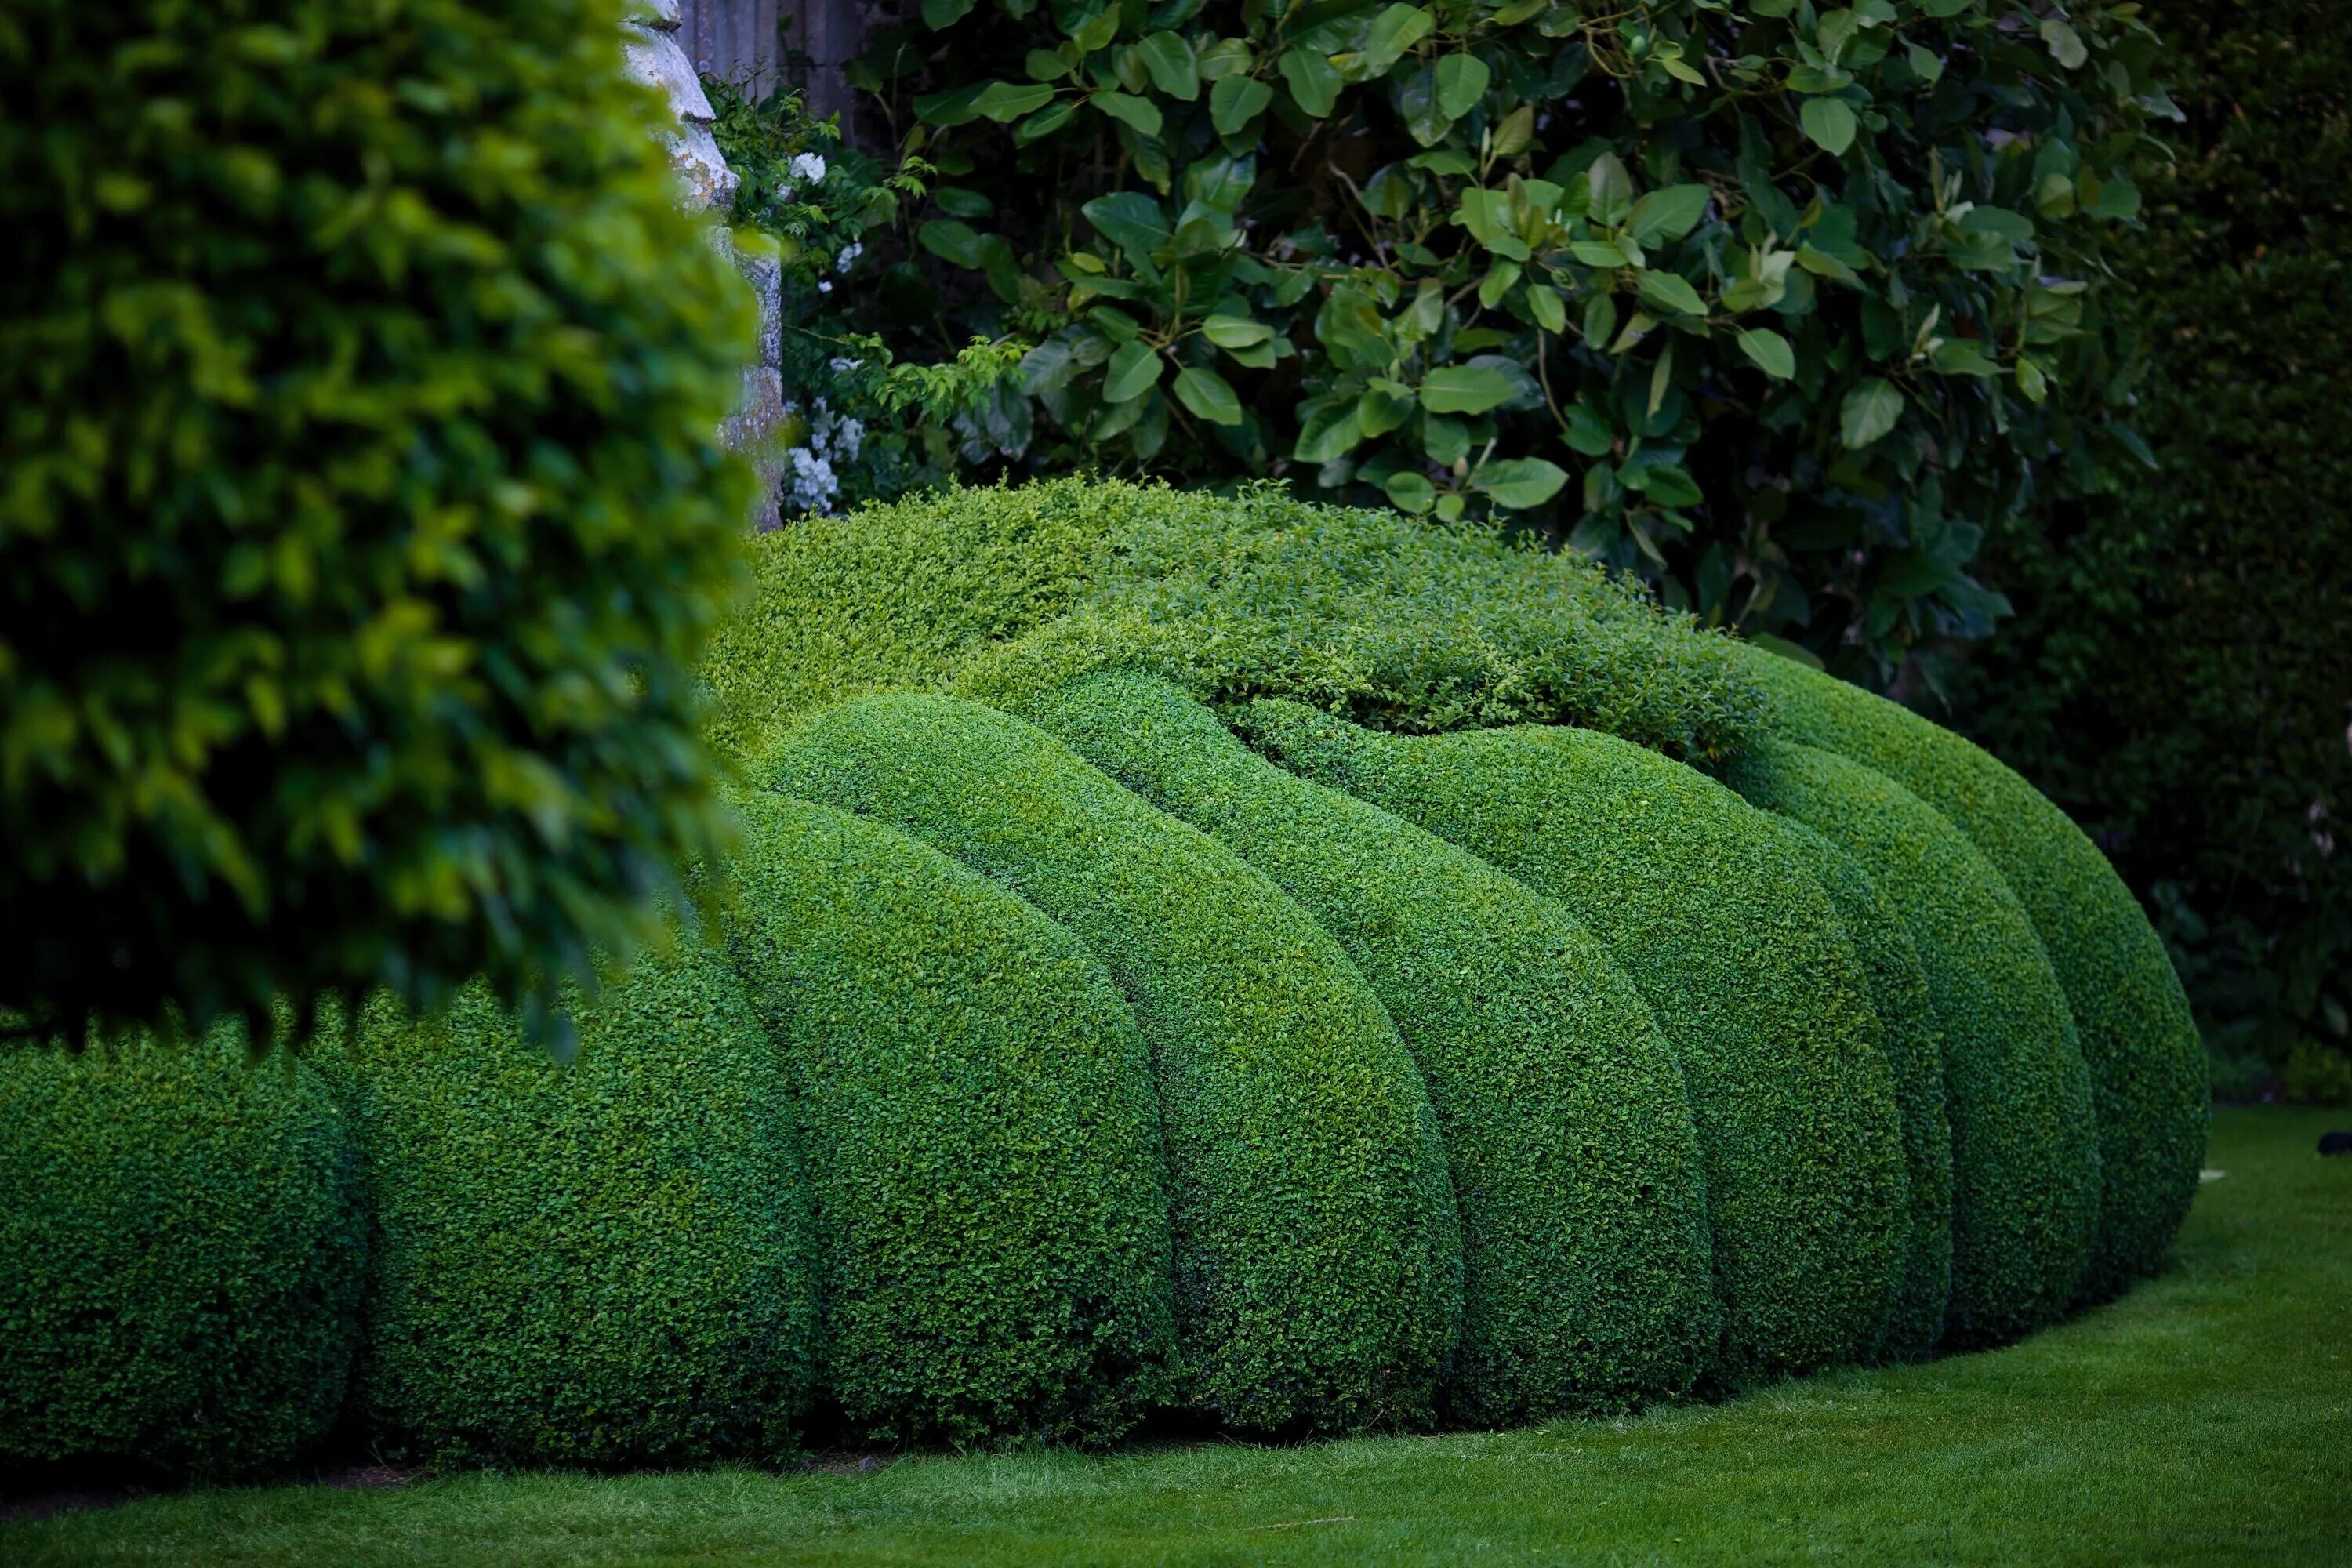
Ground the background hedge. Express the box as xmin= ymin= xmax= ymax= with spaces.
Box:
xmin=0 ymin=0 xmax=756 ymax=1044
xmin=0 ymin=1024 xmax=365 ymax=1480
xmin=768 ymin=693 xmax=1462 ymax=1436
xmin=327 ymin=942 xmax=818 ymax=1468
xmin=1241 ymin=702 xmax=1906 ymax=1385
xmin=1746 ymin=649 xmax=2200 ymax=1303
xmin=723 ymin=790 xmax=1182 ymax=1446
xmin=1023 ymin=671 xmax=1718 ymax=1424
xmin=1951 ymin=0 xmax=2351 ymax=1109
xmin=1768 ymin=818 xmax=1953 ymax=1361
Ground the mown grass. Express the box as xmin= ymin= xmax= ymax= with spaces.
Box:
xmin=7 ymin=1105 xmax=2347 ymax=1566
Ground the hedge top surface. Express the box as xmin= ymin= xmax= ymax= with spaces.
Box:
xmin=767 ymin=693 xmax=1462 ymax=1436
xmin=0 ymin=1023 xmax=365 ymax=1480
xmin=0 ymin=0 xmax=757 ymax=1043
xmin=700 ymin=478 xmax=1767 ymax=766
xmin=1020 ymin=672 xmax=1718 ymax=1425
xmin=1240 ymin=702 xmax=1907 ymax=1385
xmin=1719 ymin=736 xmax=2101 ymax=1345
xmin=722 ymin=790 xmax=1181 ymax=1446
xmin=962 ymin=483 xmax=1766 ymax=760
xmin=325 ymin=937 xmax=820 ymax=1469
xmin=1765 ymin=818 xmax=1953 ymax=1361
xmin=1741 ymin=648 xmax=2205 ymax=1299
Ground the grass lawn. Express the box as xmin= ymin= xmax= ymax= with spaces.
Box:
xmin=7 ymin=1105 xmax=2347 ymax=1566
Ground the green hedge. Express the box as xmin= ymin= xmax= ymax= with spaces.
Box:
xmin=325 ymin=942 xmax=819 ymax=1468
xmin=722 ymin=790 xmax=1181 ymax=1446
xmin=0 ymin=1024 xmax=365 ymax=1479
xmin=767 ymin=694 xmax=1462 ymax=1436
xmin=1743 ymin=648 xmax=2204 ymax=1301
xmin=1240 ymin=702 xmax=1907 ymax=1385
xmin=1721 ymin=738 xmax=2103 ymax=1344
xmin=1767 ymin=819 xmax=1954 ymax=1361
xmin=1021 ymin=673 xmax=1718 ymax=1423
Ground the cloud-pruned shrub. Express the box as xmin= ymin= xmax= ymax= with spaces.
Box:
xmin=1021 ymin=671 xmax=1717 ymax=1423
xmin=0 ymin=0 xmax=756 ymax=1044
xmin=723 ymin=790 xmax=1182 ymax=1446
xmin=1239 ymin=702 xmax=1906 ymax=1384
xmin=1766 ymin=818 xmax=1952 ymax=1359
xmin=965 ymin=483 xmax=1763 ymax=760
xmin=324 ymin=943 xmax=818 ymax=1468
xmin=701 ymin=478 xmax=1766 ymax=768
xmin=1741 ymin=648 xmax=2201 ymax=1301
xmin=766 ymin=693 xmax=1462 ymax=1436
xmin=1721 ymin=736 xmax=2100 ymax=1344
xmin=0 ymin=1025 xmax=365 ymax=1479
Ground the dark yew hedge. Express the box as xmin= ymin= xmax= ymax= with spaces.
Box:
xmin=1722 ymin=735 xmax=2103 ymax=1344
xmin=1744 ymin=648 xmax=2198 ymax=1304
xmin=1022 ymin=671 xmax=1718 ymax=1423
xmin=723 ymin=790 xmax=1182 ymax=1446
xmin=0 ymin=1024 xmax=365 ymax=1480
xmin=325 ymin=944 xmax=820 ymax=1468
xmin=767 ymin=693 xmax=1464 ymax=1436
xmin=1239 ymin=701 xmax=1907 ymax=1385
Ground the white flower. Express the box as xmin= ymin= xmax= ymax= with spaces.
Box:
xmin=786 ymin=446 xmax=839 ymax=514
xmin=835 ymin=241 xmax=863 ymax=274
xmin=789 ymin=152 xmax=829 ymax=186
xmin=818 ymin=279 xmax=833 ymax=292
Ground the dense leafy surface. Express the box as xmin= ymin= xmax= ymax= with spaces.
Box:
xmin=767 ymin=695 xmax=1463 ymax=1435
xmin=1747 ymin=650 xmax=2202 ymax=1301
xmin=722 ymin=793 xmax=1181 ymax=1446
xmin=1238 ymin=702 xmax=1905 ymax=1383
xmin=0 ymin=0 xmax=754 ymax=1041
xmin=1023 ymin=672 xmax=1715 ymax=1422
xmin=1721 ymin=737 xmax=2100 ymax=1344
xmin=323 ymin=948 xmax=818 ymax=1468
xmin=701 ymin=478 xmax=1764 ymax=767
xmin=1766 ymin=818 xmax=1951 ymax=1359
xmin=14 ymin=1114 xmax=2333 ymax=1567
xmin=0 ymin=1029 xmax=364 ymax=1480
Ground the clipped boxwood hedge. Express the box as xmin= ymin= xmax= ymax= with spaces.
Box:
xmin=0 ymin=1023 xmax=365 ymax=1480
xmin=1742 ymin=648 xmax=2204 ymax=1301
xmin=723 ymin=790 xmax=1181 ymax=1446
xmin=767 ymin=693 xmax=1463 ymax=1436
xmin=1766 ymin=819 xmax=1953 ymax=1360
xmin=1721 ymin=738 xmax=2102 ymax=1345
xmin=1022 ymin=672 xmax=1719 ymax=1424
xmin=1240 ymin=702 xmax=1908 ymax=1385
xmin=325 ymin=940 xmax=819 ymax=1468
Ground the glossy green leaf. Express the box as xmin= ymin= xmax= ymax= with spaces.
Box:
xmin=1627 ymin=184 xmax=1712 ymax=245
xmin=1210 ymin=74 xmax=1275 ymax=134
xmin=973 ymin=81 xmax=1058 ymax=122
xmin=1091 ymin=90 xmax=1164 ymax=136
xmin=1103 ymin=339 xmax=1164 ymax=403
xmin=1421 ymin=363 xmax=1519 ymax=414
xmin=923 ymin=0 xmax=978 ymax=28
xmin=1736 ymin=326 xmax=1796 ymax=379
xmin=1138 ymin=31 xmax=1201 ymax=99
xmin=1172 ymin=365 xmax=1243 ymax=424
xmin=1203 ymin=314 xmax=1276 ymax=348
xmin=1360 ymin=3 xmax=1436 ymax=76
xmin=1279 ymin=49 xmax=1343 ymax=116
xmin=918 ymin=219 xmax=988 ymax=268
xmin=1801 ymin=96 xmax=1858 ymax=156
xmin=1082 ymin=192 xmax=1171 ymax=265
xmin=1294 ymin=397 xmax=1366 ymax=461
xmin=1637 ymin=270 xmax=1707 ymax=317
xmin=1471 ymin=456 xmax=1570 ymax=508
xmin=1436 ymin=53 xmax=1491 ymax=119
xmin=1359 ymin=378 xmax=1417 ymax=436
xmin=1527 ymin=284 xmax=1567 ymax=332
xmin=1384 ymin=470 xmax=1438 ymax=514
xmin=1840 ymin=376 xmax=1904 ymax=448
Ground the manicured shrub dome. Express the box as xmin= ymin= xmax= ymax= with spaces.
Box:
xmin=724 ymin=791 xmax=1181 ymax=1446
xmin=1739 ymin=648 xmax=2201 ymax=1301
xmin=767 ymin=693 xmax=1463 ymax=1436
xmin=1022 ymin=673 xmax=1719 ymax=1424
xmin=1721 ymin=738 xmax=2102 ymax=1345
xmin=325 ymin=940 xmax=819 ymax=1468
xmin=1768 ymin=818 xmax=1954 ymax=1360
xmin=0 ymin=1024 xmax=365 ymax=1480
xmin=1239 ymin=702 xmax=1908 ymax=1385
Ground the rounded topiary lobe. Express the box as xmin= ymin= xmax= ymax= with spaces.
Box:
xmin=724 ymin=791 xmax=1181 ymax=1446
xmin=1766 ymin=818 xmax=1955 ymax=1359
xmin=325 ymin=942 xmax=819 ymax=1468
xmin=767 ymin=694 xmax=1462 ymax=1437
xmin=1743 ymin=649 xmax=2203 ymax=1300
xmin=1 ymin=0 xmax=754 ymax=1042
xmin=1022 ymin=672 xmax=1718 ymax=1424
xmin=1240 ymin=700 xmax=1907 ymax=1387
xmin=0 ymin=1025 xmax=365 ymax=1480
xmin=1721 ymin=738 xmax=2102 ymax=1345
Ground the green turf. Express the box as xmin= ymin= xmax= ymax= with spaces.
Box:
xmin=8 ymin=1107 xmax=2339 ymax=1566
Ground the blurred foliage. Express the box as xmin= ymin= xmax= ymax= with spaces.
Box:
xmin=0 ymin=0 xmax=756 ymax=1045
xmin=829 ymin=0 xmax=2172 ymax=671
xmin=1953 ymin=0 xmax=2352 ymax=1104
